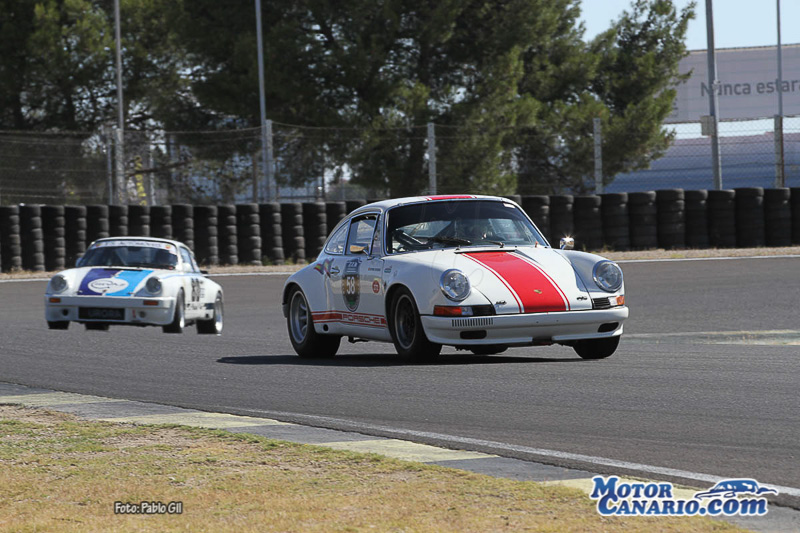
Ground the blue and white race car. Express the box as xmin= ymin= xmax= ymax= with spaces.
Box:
xmin=44 ymin=237 xmax=223 ymax=334
xmin=282 ymin=195 xmax=628 ymax=361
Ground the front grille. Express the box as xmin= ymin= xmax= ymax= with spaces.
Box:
xmin=452 ymin=317 xmax=494 ymax=328
xmin=592 ymin=297 xmax=611 ymax=309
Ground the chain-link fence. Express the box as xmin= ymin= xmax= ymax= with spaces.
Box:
xmin=2 ymin=116 xmax=799 ymax=206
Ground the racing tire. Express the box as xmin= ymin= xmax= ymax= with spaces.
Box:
xmin=47 ymin=321 xmax=69 ymax=330
xmin=163 ymin=291 xmax=186 ymax=334
xmin=573 ymin=336 xmax=620 ymax=360
xmin=197 ymin=292 xmax=224 ymax=335
xmin=84 ymin=323 xmax=109 ymax=331
xmin=287 ymin=287 xmax=340 ymax=357
xmin=469 ymin=345 xmax=508 ymax=356
xmin=389 ymin=288 xmax=442 ymax=363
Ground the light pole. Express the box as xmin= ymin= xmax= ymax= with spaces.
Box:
xmin=113 ymin=0 xmax=125 ymax=204
xmin=775 ymin=0 xmax=785 ymax=187
xmin=705 ymin=0 xmax=723 ymax=190
xmin=255 ymin=0 xmax=272 ymax=202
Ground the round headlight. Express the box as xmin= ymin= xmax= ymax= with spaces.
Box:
xmin=440 ymin=269 xmax=470 ymax=301
xmin=593 ymin=261 xmax=623 ymax=292
xmin=49 ymin=274 xmax=68 ymax=293
xmin=145 ymin=277 xmax=162 ymax=295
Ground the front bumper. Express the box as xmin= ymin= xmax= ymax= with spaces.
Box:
xmin=44 ymin=295 xmax=175 ymax=326
xmin=420 ymin=306 xmax=629 ymax=346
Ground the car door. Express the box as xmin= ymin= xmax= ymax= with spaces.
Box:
xmin=179 ymin=246 xmax=205 ymax=320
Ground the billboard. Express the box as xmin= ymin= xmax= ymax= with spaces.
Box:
xmin=667 ymin=44 xmax=800 ymax=123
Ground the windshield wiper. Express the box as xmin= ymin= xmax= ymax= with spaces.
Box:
xmin=427 ymin=236 xmax=472 ymax=247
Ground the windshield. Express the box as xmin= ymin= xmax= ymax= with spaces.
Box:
xmin=386 ymin=200 xmax=547 ymax=254
xmin=77 ymin=240 xmax=179 ymax=269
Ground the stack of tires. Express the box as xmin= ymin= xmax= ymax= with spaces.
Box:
xmin=504 ymin=194 xmax=522 ymax=206
xmin=42 ymin=206 xmax=66 ymax=271
xmin=259 ymin=203 xmax=284 ymax=265
xmin=792 ymin=188 xmax=800 ymax=245
xmin=326 ymin=202 xmax=347 ymax=234
xmin=573 ymin=196 xmax=603 ymax=251
xmin=193 ymin=206 xmax=219 ymax=265
xmin=128 ymin=205 xmax=150 ymax=237
xmin=281 ymin=203 xmax=305 ymax=263
xmin=86 ymin=205 xmax=110 ymax=245
xmin=656 ymin=189 xmax=685 ymax=249
xmin=109 ymin=205 xmax=128 ymax=237
xmin=628 ymin=192 xmax=658 ymax=249
xmin=150 ymin=205 xmax=172 ymax=239
xmin=20 ymin=205 xmax=45 ymax=271
xmin=172 ymin=204 xmax=194 ymax=250
xmin=345 ymin=199 xmax=366 ymax=215
xmin=600 ymin=193 xmax=629 ymax=251
xmin=236 ymin=204 xmax=262 ymax=265
xmin=734 ymin=188 xmax=765 ymax=247
xmin=64 ymin=206 xmax=87 ymax=267
xmin=764 ymin=188 xmax=791 ymax=247
xmin=707 ymin=190 xmax=737 ymax=248
xmin=684 ymin=190 xmax=709 ymax=248
xmin=217 ymin=205 xmax=238 ymax=265
xmin=0 ymin=206 xmax=22 ymax=272
xmin=521 ymin=196 xmax=550 ymax=243
xmin=549 ymin=195 xmax=574 ymax=246
xmin=303 ymin=202 xmax=328 ymax=260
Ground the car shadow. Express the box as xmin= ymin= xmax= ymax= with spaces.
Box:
xmin=216 ymin=353 xmax=585 ymax=367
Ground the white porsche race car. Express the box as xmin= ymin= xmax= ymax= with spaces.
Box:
xmin=283 ymin=195 xmax=628 ymax=361
xmin=45 ymin=237 xmax=223 ymax=334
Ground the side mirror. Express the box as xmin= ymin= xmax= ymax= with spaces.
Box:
xmin=559 ymin=237 xmax=574 ymax=250
xmin=349 ymin=244 xmax=369 ymax=255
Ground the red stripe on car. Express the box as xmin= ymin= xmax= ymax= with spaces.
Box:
xmin=464 ymin=252 xmax=568 ymax=313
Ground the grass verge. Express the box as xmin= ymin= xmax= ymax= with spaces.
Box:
xmin=0 ymin=405 xmax=744 ymax=532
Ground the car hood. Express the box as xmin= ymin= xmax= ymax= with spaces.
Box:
xmin=428 ymin=246 xmax=593 ymax=314
xmin=57 ymin=266 xmax=161 ymax=297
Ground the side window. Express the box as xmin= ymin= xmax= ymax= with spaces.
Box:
xmin=324 ymin=223 xmax=348 ymax=255
xmin=345 ymin=215 xmax=377 ymax=255
xmin=179 ymin=248 xmax=196 ymax=272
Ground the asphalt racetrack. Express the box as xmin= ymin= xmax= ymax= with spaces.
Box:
xmin=2 ymin=257 xmax=799 ymax=507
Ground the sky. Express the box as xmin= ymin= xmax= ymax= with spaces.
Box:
xmin=580 ymin=0 xmax=800 ymax=50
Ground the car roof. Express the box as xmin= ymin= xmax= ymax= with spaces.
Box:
xmin=351 ymin=194 xmax=517 ymax=216
xmin=91 ymin=236 xmax=186 ymax=249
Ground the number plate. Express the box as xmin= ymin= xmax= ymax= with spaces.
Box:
xmin=79 ymin=307 xmax=124 ymax=320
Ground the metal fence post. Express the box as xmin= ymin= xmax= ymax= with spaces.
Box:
xmin=266 ymin=119 xmax=274 ymax=202
xmin=427 ymin=122 xmax=436 ymax=195
xmin=774 ymin=115 xmax=785 ymax=188
xmin=593 ymin=117 xmax=603 ymax=194
xmin=114 ymin=127 xmax=125 ymax=205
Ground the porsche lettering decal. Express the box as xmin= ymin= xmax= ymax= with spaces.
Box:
xmin=312 ymin=311 xmax=386 ymax=328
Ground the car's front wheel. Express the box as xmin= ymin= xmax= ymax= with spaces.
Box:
xmin=163 ymin=291 xmax=186 ymax=334
xmin=389 ymin=288 xmax=441 ymax=362
xmin=287 ymin=287 xmax=340 ymax=357
xmin=573 ymin=336 xmax=620 ymax=360
xmin=197 ymin=292 xmax=223 ymax=334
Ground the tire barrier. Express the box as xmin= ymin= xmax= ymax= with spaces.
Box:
xmin=504 ymin=194 xmax=523 ymax=206
xmin=42 ymin=206 xmax=66 ymax=271
xmin=628 ymin=191 xmax=658 ymax=250
xmin=764 ymin=188 xmax=792 ymax=247
xmin=64 ymin=206 xmax=87 ymax=268
xmin=573 ymin=196 xmax=603 ymax=251
xmin=109 ymin=205 xmax=128 ymax=237
xmin=281 ymin=203 xmax=305 ymax=263
xmin=259 ymin=203 xmax=284 ymax=265
xmin=734 ymin=187 xmax=765 ymax=248
xmin=325 ymin=202 xmax=347 ymax=235
xmin=549 ymin=195 xmax=574 ymax=246
xmin=792 ymin=188 xmax=800 ymax=245
xmin=0 ymin=206 xmax=22 ymax=272
xmin=193 ymin=206 xmax=219 ymax=266
xmin=684 ymin=190 xmax=709 ymax=249
xmin=128 ymin=205 xmax=150 ymax=237
xmin=345 ymin=199 xmax=367 ymax=215
xmin=172 ymin=204 xmax=194 ymax=251
xmin=707 ymin=190 xmax=737 ymax=248
xmin=20 ymin=205 xmax=45 ymax=272
xmin=217 ymin=205 xmax=238 ymax=265
xmin=600 ymin=193 xmax=629 ymax=251
xmin=521 ymin=196 xmax=550 ymax=244
xmin=149 ymin=205 xmax=172 ymax=240
xmin=85 ymin=205 xmax=109 ymax=245
xmin=656 ymin=189 xmax=685 ymax=250
xmin=236 ymin=204 xmax=262 ymax=265
xmin=303 ymin=202 xmax=328 ymax=260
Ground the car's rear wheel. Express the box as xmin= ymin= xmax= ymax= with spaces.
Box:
xmin=573 ymin=336 xmax=620 ymax=360
xmin=197 ymin=292 xmax=223 ymax=334
xmin=389 ymin=288 xmax=441 ymax=362
xmin=47 ymin=321 xmax=69 ymax=330
xmin=287 ymin=287 xmax=340 ymax=357
xmin=163 ymin=291 xmax=185 ymax=334
xmin=84 ymin=323 xmax=109 ymax=331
